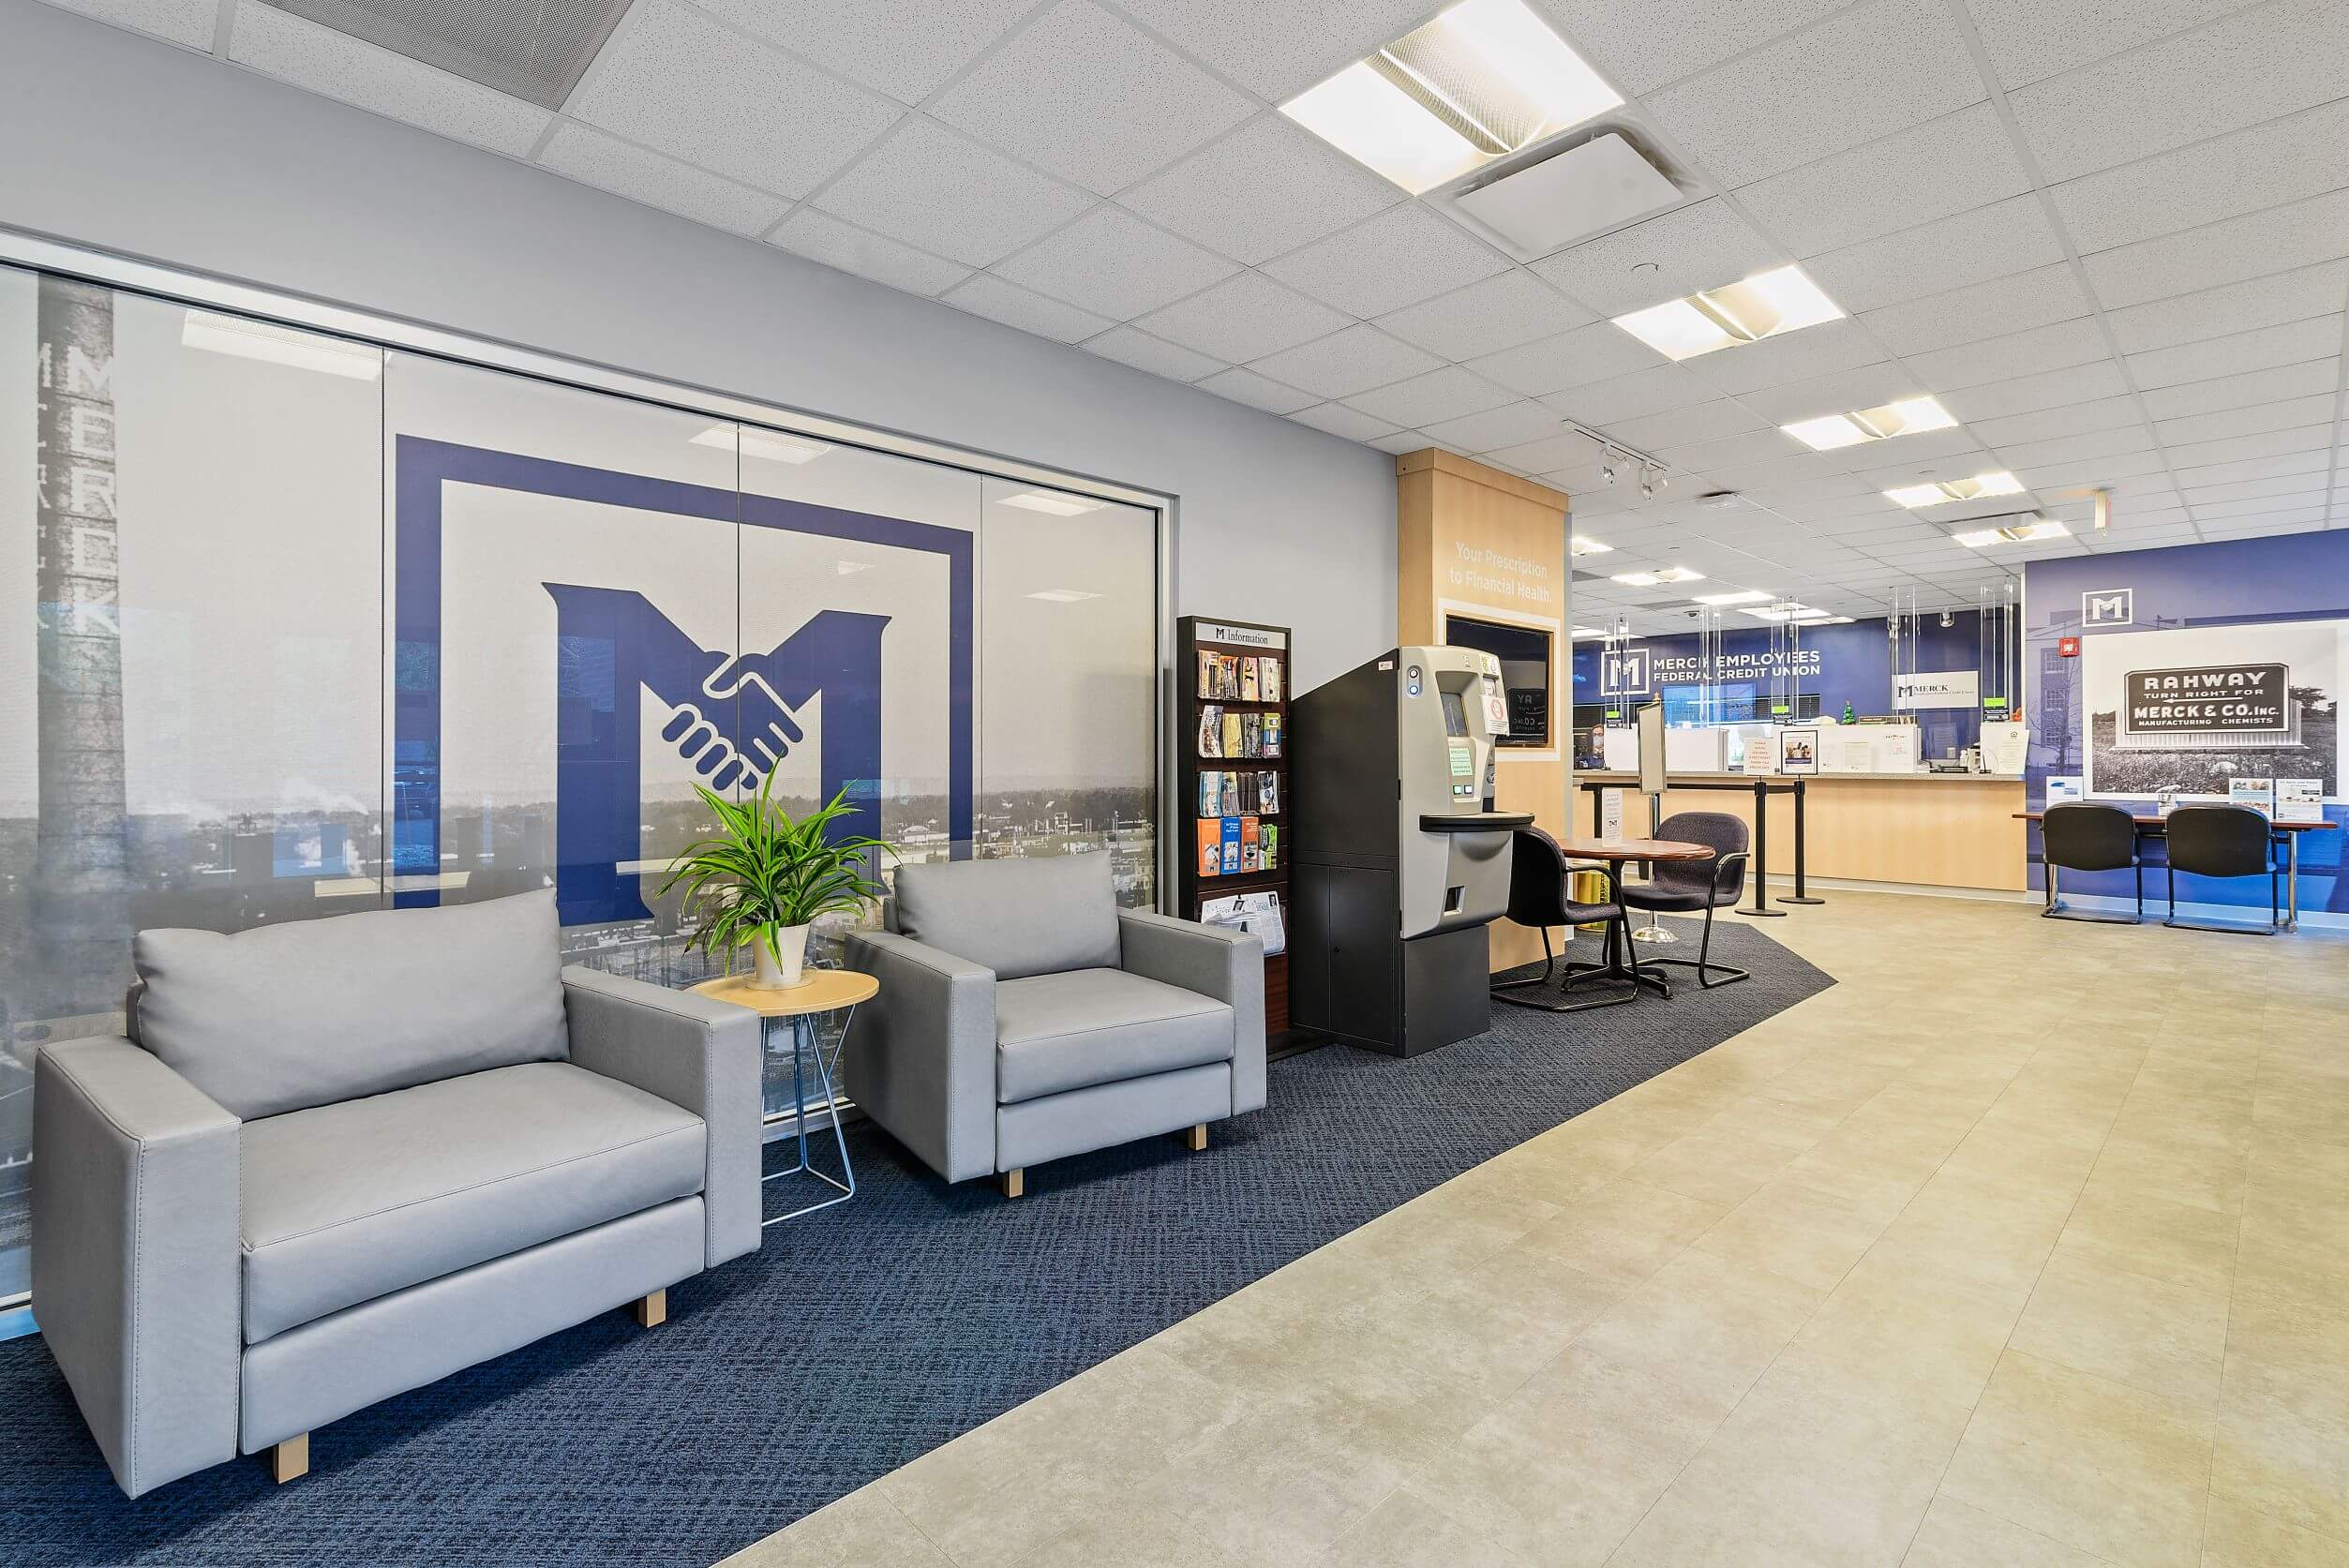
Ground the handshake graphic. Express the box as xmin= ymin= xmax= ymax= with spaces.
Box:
xmin=660 ymin=647 xmax=805 ymax=793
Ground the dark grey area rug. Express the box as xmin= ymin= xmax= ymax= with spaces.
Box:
xmin=0 ymin=919 xmax=1831 ymax=1567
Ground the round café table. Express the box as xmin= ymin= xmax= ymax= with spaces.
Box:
xmin=1549 ymin=835 xmax=1716 ymax=998
xmin=690 ymin=968 xmax=876 ymax=1225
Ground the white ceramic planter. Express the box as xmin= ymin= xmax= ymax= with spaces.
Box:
xmin=749 ymin=923 xmax=813 ymax=990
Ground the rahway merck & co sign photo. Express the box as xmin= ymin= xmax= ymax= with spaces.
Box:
xmin=2123 ymin=663 xmax=2289 ymax=735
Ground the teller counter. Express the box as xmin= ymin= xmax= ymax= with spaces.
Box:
xmin=1575 ymin=771 xmax=2030 ymax=894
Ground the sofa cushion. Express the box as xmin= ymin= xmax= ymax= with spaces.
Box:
xmin=994 ymin=968 xmax=1233 ymax=1105
xmin=239 ymin=1060 xmax=704 ymax=1342
xmin=132 ymin=889 xmax=569 ymax=1120
xmin=892 ymin=853 xmax=1121 ymax=980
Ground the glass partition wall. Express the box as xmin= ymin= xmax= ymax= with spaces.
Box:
xmin=0 ymin=261 xmax=1164 ymax=1307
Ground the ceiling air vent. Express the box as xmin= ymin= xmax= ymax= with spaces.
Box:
xmin=1452 ymin=130 xmax=1683 ymax=259
xmin=260 ymin=0 xmax=635 ymax=110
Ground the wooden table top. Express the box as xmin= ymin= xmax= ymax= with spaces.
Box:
xmin=2014 ymin=811 xmax=2336 ymax=831
xmin=689 ymin=968 xmax=878 ymax=1017
xmin=1554 ymin=835 xmax=1716 ymax=862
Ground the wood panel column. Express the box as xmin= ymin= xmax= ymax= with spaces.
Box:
xmin=1396 ymin=450 xmax=1573 ymax=974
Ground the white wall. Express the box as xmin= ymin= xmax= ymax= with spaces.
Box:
xmin=0 ymin=0 xmax=1398 ymax=690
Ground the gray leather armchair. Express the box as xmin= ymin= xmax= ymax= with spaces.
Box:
xmin=844 ymin=853 xmax=1264 ymax=1197
xmin=31 ymin=889 xmax=762 ymax=1498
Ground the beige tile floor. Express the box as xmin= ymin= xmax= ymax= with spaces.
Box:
xmin=724 ymin=891 xmax=2349 ymax=1568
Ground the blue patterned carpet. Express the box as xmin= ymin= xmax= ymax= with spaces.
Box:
xmin=1 ymin=920 xmax=1830 ymax=1567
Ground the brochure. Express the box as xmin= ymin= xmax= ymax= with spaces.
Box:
xmin=2277 ymin=779 xmax=2322 ymax=824
xmin=1219 ymin=815 xmax=1241 ymax=874
xmin=2228 ymin=777 xmax=2274 ymax=814
xmin=1199 ymin=889 xmax=1284 ymax=956
xmin=1194 ymin=818 xmax=1220 ymax=876
xmin=1260 ymin=659 xmax=1282 ymax=703
xmin=1240 ymin=659 xmax=1259 ymax=701
xmin=1262 ymin=712 xmax=1283 ymax=756
xmin=1198 ymin=704 xmax=1223 ymax=757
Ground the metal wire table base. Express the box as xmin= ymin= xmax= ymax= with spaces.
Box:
xmin=759 ymin=1005 xmax=858 ymax=1226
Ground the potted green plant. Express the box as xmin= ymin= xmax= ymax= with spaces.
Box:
xmin=659 ymin=769 xmax=894 ymax=991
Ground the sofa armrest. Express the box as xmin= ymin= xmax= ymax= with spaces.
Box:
xmin=33 ymin=1038 xmax=241 ymax=1498
xmin=563 ymin=968 xmax=764 ymax=1268
xmin=1119 ymin=911 xmax=1266 ymax=1116
xmin=842 ymin=931 xmax=997 ymax=1183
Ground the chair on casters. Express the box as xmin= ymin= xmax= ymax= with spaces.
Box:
xmin=1619 ymin=812 xmax=1752 ymax=989
xmin=2162 ymin=804 xmax=2281 ymax=934
xmin=1491 ymin=827 xmax=1640 ymax=1013
xmin=2040 ymin=801 xmax=2143 ymax=921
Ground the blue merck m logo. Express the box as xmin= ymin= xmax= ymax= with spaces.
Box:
xmin=542 ymin=586 xmax=890 ymax=924
xmin=393 ymin=436 xmax=973 ymax=920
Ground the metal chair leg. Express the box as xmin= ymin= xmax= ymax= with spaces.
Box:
xmin=1640 ymin=903 xmax=1752 ymax=988
xmin=1493 ymin=919 xmax=1638 ymax=1013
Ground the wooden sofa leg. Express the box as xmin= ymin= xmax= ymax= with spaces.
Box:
xmin=633 ymin=1289 xmax=666 ymax=1328
xmin=1002 ymin=1168 xmax=1025 ymax=1200
xmin=270 ymin=1433 xmax=309 ymax=1484
xmin=1182 ymin=1123 xmax=1207 ymax=1152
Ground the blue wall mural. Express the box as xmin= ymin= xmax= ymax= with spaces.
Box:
xmin=2022 ymin=533 xmax=2348 ymax=918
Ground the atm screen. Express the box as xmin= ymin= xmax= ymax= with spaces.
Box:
xmin=1440 ymin=691 xmax=1469 ymax=738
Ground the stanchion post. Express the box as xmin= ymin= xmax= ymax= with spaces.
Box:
xmin=1738 ymin=775 xmax=1787 ymax=917
xmin=1780 ymin=777 xmax=1824 ymax=905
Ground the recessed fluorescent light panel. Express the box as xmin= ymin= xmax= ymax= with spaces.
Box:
xmin=1569 ymin=535 xmax=1613 ymax=556
xmin=1279 ymin=0 xmax=1623 ymax=194
xmin=1025 ymin=589 xmax=1101 ymax=603
xmin=181 ymin=310 xmax=382 ymax=380
xmin=1570 ymin=625 xmax=1608 ymax=637
xmin=1783 ymin=396 xmax=1955 ymax=452
xmin=1884 ymin=471 xmax=2024 ymax=508
xmin=691 ymin=424 xmax=831 ymax=465
xmin=1000 ymin=490 xmax=1107 ymax=516
xmin=1953 ymin=516 xmax=2069 ymax=547
xmin=1610 ymin=566 xmax=1705 ymax=587
xmin=1692 ymin=590 xmax=1771 ymax=605
xmin=1611 ymin=266 xmax=1844 ymax=361
xmin=1742 ymin=603 xmax=1831 ymax=622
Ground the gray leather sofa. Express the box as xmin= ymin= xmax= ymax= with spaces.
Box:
xmin=31 ymin=889 xmax=762 ymax=1497
xmin=843 ymin=853 xmax=1264 ymax=1197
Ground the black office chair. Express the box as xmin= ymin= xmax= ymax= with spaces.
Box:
xmin=2162 ymin=804 xmax=2280 ymax=934
xmin=1491 ymin=827 xmax=1641 ymax=1012
xmin=1619 ymin=811 xmax=1751 ymax=989
xmin=2040 ymin=801 xmax=2143 ymax=922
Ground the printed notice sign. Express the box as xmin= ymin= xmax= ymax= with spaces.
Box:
xmin=2122 ymin=664 xmax=2288 ymax=736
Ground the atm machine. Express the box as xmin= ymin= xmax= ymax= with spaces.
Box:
xmin=1290 ymin=647 xmax=1533 ymax=1056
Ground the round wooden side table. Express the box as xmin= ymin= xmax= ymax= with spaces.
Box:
xmin=690 ymin=969 xmax=877 ymax=1225
xmin=1549 ymin=836 xmax=1715 ymax=996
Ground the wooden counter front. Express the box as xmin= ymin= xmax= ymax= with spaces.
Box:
xmin=1575 ymin=772 xmax=2029 ymax=893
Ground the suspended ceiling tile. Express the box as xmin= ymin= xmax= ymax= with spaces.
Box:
xmin=1990 ymin=424 xmax=2157 ymax=474
xmin=1803 ymin=194 xmax=2067 ymax=314
xmin=1959 ymin=0 xmax=2259 ymax=91
xmin=2136 ymin=359 xmax=2343 ymax=422
xmin=1262 ymin=203 xmax=1514 ymax=320
xmin=1964 ymin=395 xmax=2146 ymax=450
xmin=1902 ymin=318 xmax=2111 ymax=395
xmin=1246 ymin=323 xmax=1445 ymax=401
xmin=1132 ymin=270 xmax=1353 ymax=363
xmin=1687 ymin=318 xmax=1887 ymax=397
xmin=1542 ymin=365 xmax=1719 ymax=426
xmin=1857 ymin=263 xmax=2088 ymax=359
xmin=1193 ymin=366 xmax=1318 ymax=416
xmin=1418 ymin=399 xmax=1576 ymax=455
xmin=993 ymin=205 xmax=1236 ymax=320
xmin=2158 ymin=450 xmax=2329 ymax=489
xmin=229 ymin=3 xmax=549 ymax=155
xmin=2162 ymin=425 xmax=2337 ymax=471
xmin=1343 ymin=366 xmax=1519 ymax=429
xmin=2008 ymin=0 xmax=2349 ymax=183
xmin=1527 ymin=199 xmax=1785 ymax=317
xmin=1080 ymin=324 xmax=1225 ymax=382
xmin=569 ymin=0 xmax=901 ymax=199
xmin=2102 ymin=261 xmax=2349 ymax=355
xmin=1483 ymin=429 xmax=1608 ymax=474
xmin=2081 ymin=188 xmax=2349 ymax=312
xmin=1539 ymin=0 xmax=1846 ymax=97
xmin=928 ymin=0 xmax=1253 ymax=197
xmin=940 ymin=273 xmax=1114 ymax=342
xmin=2153 ymin=396 xmax=2342 ymax=447
xmin=1119 ymin=114 xmax=1403 ymax=267
xmin=1641 ymin=0 xmax=1983 ymax=188
xmin=1287 ymin=401 xmax=1403 ymax=442
xmin=1107 ymin=0 xmax=1438 ymax=102
xmin=811 ymin=117 xmax=1093 ymax=267
xmin=2125 ymin=315 xmax=2344 ymax=392
xmin=1736 ymin=362 xmax=1927 ymax=426
xmin=1607 ymin=397 xmax=1768 ymax=451
xmin=1735 ymin=104 xmax=2031 ymax=259
xmin=536 ymin=123 xmax=790 ymax=236
xmin=2050 ymin=97 xmax=2349 ymax=256
xmin=691 ymin=0 xmax=1035 ymax=103
xmin=1653 ymin=426 xmax=1805 ymax=472
xmin=767 ymin=208 xmax=971 ymax=296
xmin=1375 ymin=271 xmax=1596 ymax=363
xmin=1464 ymin=321 xmax=1668 ymax=398
xmin=42 ymin=0 xmax=217 ymax=49
xmin=1368 ymin=428 xmax=1441 ymax=455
